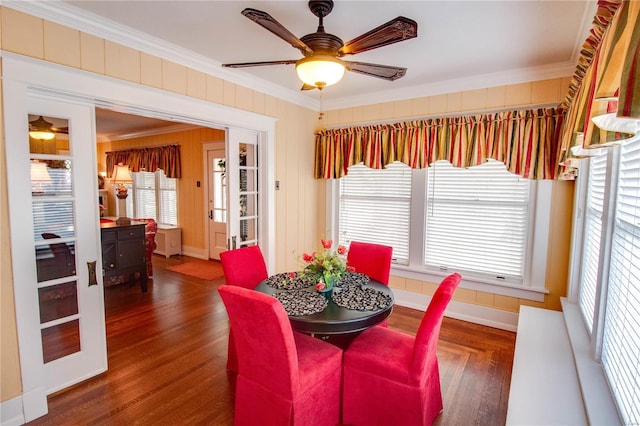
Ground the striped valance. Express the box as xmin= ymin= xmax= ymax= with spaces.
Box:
xmin=106 ymin=144 xmax=182 ymax=178
xmin=314 ymin=108 xmax=564 ymax=180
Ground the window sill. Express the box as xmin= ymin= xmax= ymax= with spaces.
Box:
xmin=560 ymin=298 xmax=621 ymax=425
xmin=391 ymin=265 xmax=548 ymax=302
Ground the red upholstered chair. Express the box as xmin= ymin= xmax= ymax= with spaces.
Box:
xmin=220 ymin=245 xmax=268 ymax=288
xmin=219 ymin=245 xmax=269 ymax=372
xmin=342 ymin=273 xmax=462 ymax=426
xmin=346 ymin=241 xmax=393 ymax=328
xmin=133 ymin=218 xmax=157 ymax=278
xmin=218 ymin=285 xmax=342 ymax=426
xmin=346 ymin=241 xmax=393 ymax=285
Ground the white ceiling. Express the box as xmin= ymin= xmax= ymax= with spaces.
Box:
xmin=12 ymin=0 xmax=597 ymax=136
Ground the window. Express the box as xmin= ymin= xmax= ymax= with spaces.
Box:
xmin=572 ymin=135 xmax=640 ymax=424
xmin=336 ymin=160 xmax=534 ymax=287
xmin=126 ymin=170 xmax=177 ymax=226
xmin=339 ymin=162 xmax=411 ymax=262
xmin=578 ymin=151 xmax=607 ymax=332
xmin=424 ymin=160 xmax=530 ymax=281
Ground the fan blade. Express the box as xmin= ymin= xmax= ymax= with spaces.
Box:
xmin=242 ymin=8 xmax=313 ymax=56
xmin=344 ymin=61 xmax=407 ymax=81
xmin=51 ymin=126 xmax=69 ymax=134
xmin=222 ymin=60 xmax=298 ymax=68
xmin=338 ymin=17 xmax=417 ymax=56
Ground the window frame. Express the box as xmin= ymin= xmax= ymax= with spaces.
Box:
xmin=326 ymin=162 xmax=551 ymax=302
xmin=126 ymin=170 xmax=178 ymax=226
xmin=565 ymin=134 xmax=640 ymax=425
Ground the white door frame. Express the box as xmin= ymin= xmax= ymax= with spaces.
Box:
xmin=203 ymin=140 xmax=227 ymax=260
xmin=2 ymin=53 xmax=276 ymax=422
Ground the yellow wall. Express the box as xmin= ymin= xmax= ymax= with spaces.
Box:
xmin=0 ymin=5 xmax=575 ymax=404
xmin=97 ymin=128 xmax=225 ymax=251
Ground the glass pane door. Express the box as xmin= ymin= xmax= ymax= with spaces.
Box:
xmin=3 ymin=94 xmax=108 ymax=398
xmin=29 ymin=120 xmax=82 ymax=362
xmin=226 ymin=129 xmax=259 ymax=250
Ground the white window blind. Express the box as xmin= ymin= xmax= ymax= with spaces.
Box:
xmin=601 ymin=137 xmax=640 ymax=425
xmin=129 ymin=170 xmax=177 ymax=225
xmin=32 ymin=166 xmax=74 ymax=240
xmin=134 ymin=172 xmax=157 ymax=220
xmin=424 ymin=160 xmax=530 ymax=281
xmin=339 ymin=162 xmax=411 ymax=263
xmin=579 ymin=152 xmax=608 ymax=332
xmin=158 ymin=171 xmax=177 ymax=225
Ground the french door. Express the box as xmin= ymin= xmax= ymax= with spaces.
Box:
xmin=207 ymin=142 xmax=228 ymax=259
xmin=4 ymin=89 xmax=107 ymax=420
xmin=226 ymin=129 xmax=260 ymax=250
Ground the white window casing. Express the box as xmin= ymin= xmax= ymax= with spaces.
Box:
xmin=329 ymin=160 xmax=551 ymax=301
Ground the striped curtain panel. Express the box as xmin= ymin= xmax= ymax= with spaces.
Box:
xmin=314 ymin=108 xmax=564 ymax=180
xmin=106 ymin=144 xmax=182 ymax=178
xmin=557 ymin=0 xmax=639 ymax=174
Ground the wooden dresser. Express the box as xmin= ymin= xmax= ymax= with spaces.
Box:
xmin=100 ymin=221 xmax=148 ymax=292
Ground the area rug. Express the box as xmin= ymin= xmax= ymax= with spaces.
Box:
xmin=166 ymin=260 xmax=225 ymax=280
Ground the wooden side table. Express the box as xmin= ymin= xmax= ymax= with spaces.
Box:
xmin=154 ymin=225 xmax=182 ymax=258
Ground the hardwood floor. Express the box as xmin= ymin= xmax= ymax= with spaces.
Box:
xmin=27 ymin=255 xmax=516 ymax=425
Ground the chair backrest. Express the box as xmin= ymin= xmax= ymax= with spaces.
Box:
xmin=42 ymin=232 xmax=74 ymax=266
xmin=409 ymin=273 xmax=461 ymax=385
xmin=220 ymin=246 xmax=268 ymax=289
xmin=346 ymin=241 xmax=393 ymax=285
xmin=218 ymin=285 xmax=300 ymax=398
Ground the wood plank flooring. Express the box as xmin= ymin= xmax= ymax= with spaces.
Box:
xmin=27 ymin=255 xmax=516 ymax=425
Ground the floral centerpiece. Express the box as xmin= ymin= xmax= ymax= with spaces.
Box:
xmin=301 ymin=239 xmax=350 ymax=292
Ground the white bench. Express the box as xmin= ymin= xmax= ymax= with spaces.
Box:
xmin=506 ymin=306 xmax=587 ymax=425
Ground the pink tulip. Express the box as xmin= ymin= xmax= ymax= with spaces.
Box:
xmin=302 ymin=252 xmax=315 ymax=262
xmin=337 ymin=245 xmax=347 ymax=255
xmin=315 ymin=282 xmax=326 ymax=291
xmin=321 ymin=239 xmax=333 ymax=249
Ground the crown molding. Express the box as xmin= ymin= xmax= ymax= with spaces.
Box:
xmin=96 ymin=123 xmax=200 ymax=143
xmin=4 ymin=1 xmax=586 ymax=114
xmin=323 ymin=62 xmax=576 ymax=110
xmin=3 ymin=0 xmax=318 ymax=111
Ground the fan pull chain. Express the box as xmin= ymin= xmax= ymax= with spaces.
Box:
xmin=319 ymin=90 xmax=325 ymax=121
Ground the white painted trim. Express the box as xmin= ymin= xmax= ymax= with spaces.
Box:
xmin=528 ymin=180 xmax=551 ymax=289
xmin=0 ymin=396 xmax=26 ymax=426
xmin=393 ymin=288 xmax=519 ymax=331
xmin=180 ymin=246 xmax=208 ymax=260
xmin=325 ymin=63 xmax=576 ymax=110
xmin=2 ymin=1 xmax=587 ymax=111
xmin=2 ymin=52 xmax=276 ymax=421
xmin=2 ymin=1 xmax=316 ymax=111
xmin=97 ymin=123 xmax=200 ymax=143
xmin=506 ymin=306 xmax=587 ymax=425
xmin=561 ymin=298 xmax=621 ymax=425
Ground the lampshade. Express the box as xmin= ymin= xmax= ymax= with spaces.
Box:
xmin=28 ymin=116 xmax=56 ymax=141
xmin=295 ymin=55 xmax=345 ymax=89
xmin=30 ymin=161 xmax=52 ymax=183
xmin=111 ymin=163 xmax=133 ymax=201
xmin=111 ymin=164 xmax=133 ymax=183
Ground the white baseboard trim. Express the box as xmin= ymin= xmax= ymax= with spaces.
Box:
xmin=393 ymin=288 xmax=519 ymax=331
xmin=1 ymin=396 xmax=25 ymax=426
xmin=180 ymin=246 xmax=208 ymax=260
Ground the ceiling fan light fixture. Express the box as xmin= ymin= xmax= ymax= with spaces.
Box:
xmin=29 ymin=116 xmax=56 ymax=141
xmin=296 ymin=55 xmax=345 ymax=89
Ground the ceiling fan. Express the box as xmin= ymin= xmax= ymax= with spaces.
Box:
xmin=222 ymin=0 xmax=418 ymax=90
xmin=29 ymin=116 xmax=68 ymax=140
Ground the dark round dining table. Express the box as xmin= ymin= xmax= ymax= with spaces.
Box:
xmin=254 ymin=276 xmax=394 ymax=335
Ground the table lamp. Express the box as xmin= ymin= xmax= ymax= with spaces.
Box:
xmin=30 ymin=161 xmax=52 ymax=194
xmin=111 ymin=163 xmax=133 ymax=225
